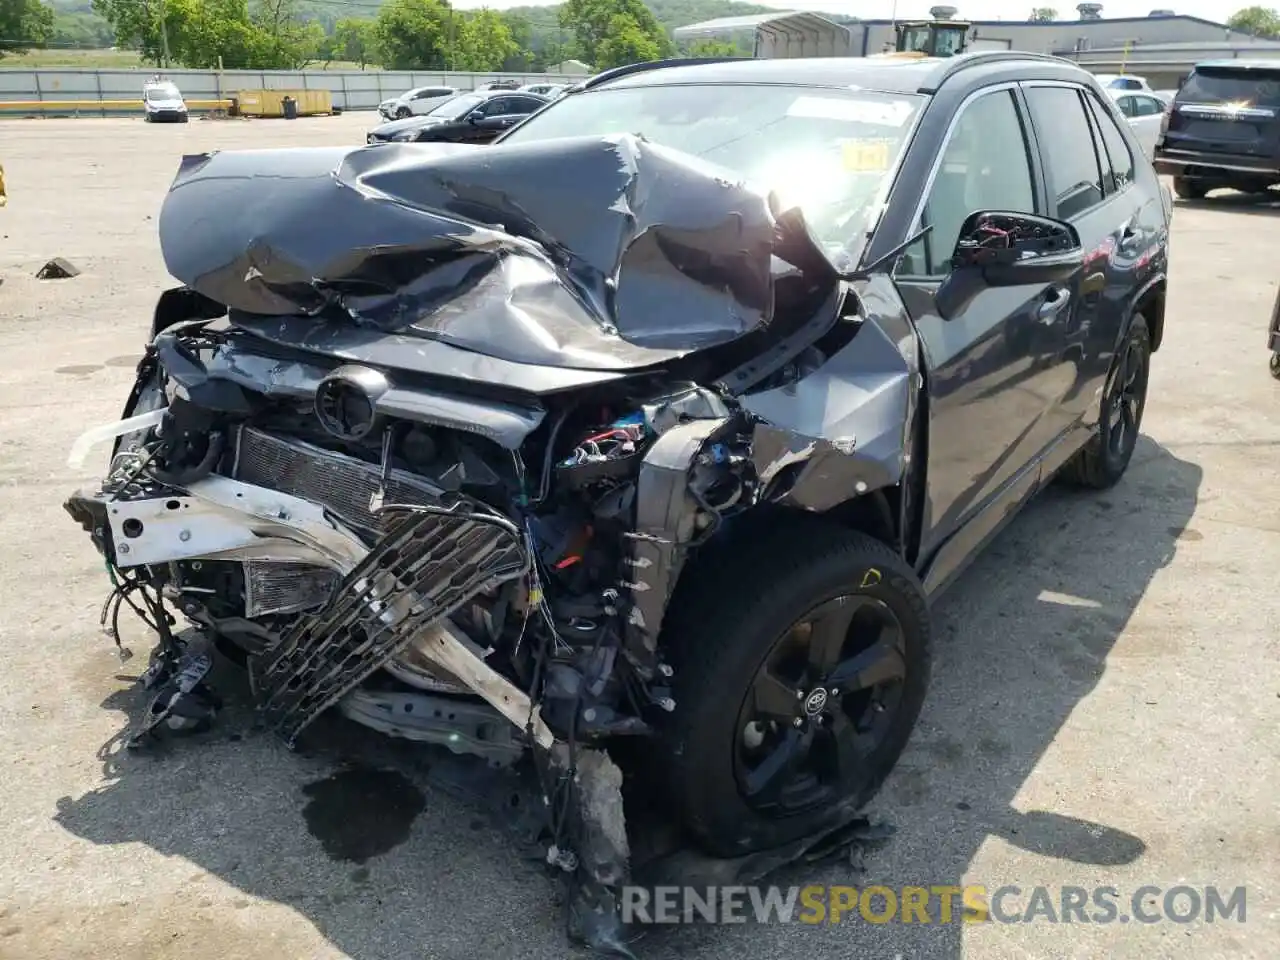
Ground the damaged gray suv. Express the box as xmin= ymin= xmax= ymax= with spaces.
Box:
xmin=65 ymin=52 xmax=1170 ymax=951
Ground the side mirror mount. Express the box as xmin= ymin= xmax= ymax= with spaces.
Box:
xmin=936 ymin=211 xmax=1084 ymax=320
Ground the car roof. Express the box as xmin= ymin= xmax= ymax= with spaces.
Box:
xmin=1193 ymin=58 xmax=1280 ymax=71
xmin=592 ymin=52 xmax=1096 ymax=97
xmin=468 ymin=89 xmax=548 ymax=100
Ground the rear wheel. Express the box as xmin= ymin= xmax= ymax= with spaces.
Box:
xmin=1173 ymin=176 xmax=1207 ymax=200
xmin=658 ymin=521 xmax=931 ymax=856
xmin=1061 ymin=314 xmax=1151 ymax=489
xmin=1270 ymin=352 xmax=1280 ymax=381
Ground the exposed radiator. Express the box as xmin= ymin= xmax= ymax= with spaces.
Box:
xmin=229 ymin=426 xmax=443 ymax=535
xmin=243 ymin=560 xmax=340 ymax=618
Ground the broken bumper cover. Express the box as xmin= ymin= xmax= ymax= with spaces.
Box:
xmin=64 ymin=458 xmax=554 ymax=751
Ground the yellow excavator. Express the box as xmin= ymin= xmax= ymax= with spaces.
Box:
xmin=875 ymin=19 xmax=972 ymax=59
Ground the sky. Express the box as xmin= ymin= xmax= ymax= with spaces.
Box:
xmin=451 ymin=0 xmax=1244 ymax=23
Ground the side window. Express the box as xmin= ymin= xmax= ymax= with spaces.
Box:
xmin=1115 ymin=95 xmax=1136 ymax=117
xmin=1136 ymin=95 xmax=1164 ymax=116
xmin=897 ymin=89 xmax=1037 ymax=279
xmin=511 ymin=96 xmax=545 ymax=113
xmin=1025 ymin=86 xmax=1105 ymax=220
xmin=1085 ymin=93 xmax=1136 ymax=193
xmin=1082 ymin=101 xmax=1116 ymax=198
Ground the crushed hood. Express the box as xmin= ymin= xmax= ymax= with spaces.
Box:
xmin=158 ymin=135 xmax=833 ymax=371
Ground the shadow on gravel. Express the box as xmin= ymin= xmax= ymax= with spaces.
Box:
xmin=53 ymin=435 xmax=1200 ymax=960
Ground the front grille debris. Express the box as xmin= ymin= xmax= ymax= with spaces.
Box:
xmin=232 ymin=426 xmax=441 ymax=535
xmin=250 ymin=504 xmax=528 ymax=744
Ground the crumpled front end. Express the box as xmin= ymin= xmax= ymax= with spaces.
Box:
xmin=64 ymin=134 xmax=922 ymax=955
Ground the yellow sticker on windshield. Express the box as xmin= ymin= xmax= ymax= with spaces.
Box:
xmin=842 ymin=140 xmax=892 ymax=173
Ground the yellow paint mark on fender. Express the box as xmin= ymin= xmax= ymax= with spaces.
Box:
xmin=860 ymin=568 xmax=882 ymax=589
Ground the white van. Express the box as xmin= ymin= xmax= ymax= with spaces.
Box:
xmin=143 ymin=78 xmax=189 ymax=123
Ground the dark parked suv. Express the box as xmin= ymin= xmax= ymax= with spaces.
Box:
xmin=66 ymin=51 xmax=1172 ymax=950
xmin=1154 ymin=59 xmax=1280 ymax=198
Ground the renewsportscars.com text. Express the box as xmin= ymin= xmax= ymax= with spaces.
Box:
xmin=621 ymin=884 xmax=1248 ymax=926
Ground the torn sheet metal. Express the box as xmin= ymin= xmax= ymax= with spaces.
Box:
xmin=744 ymin=307 xmax=915 ymax=512
xmin=159 ymin=135 xmax=801 ymax=372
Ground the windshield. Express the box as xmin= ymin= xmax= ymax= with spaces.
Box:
xmin=145 ymin=85 xmax=181 ymax=102
xmin=499 ymin=83 xmax=923 ymax=260
xmin=427 ymin=93 xmax=483 ymax=120
xmin=1178 ymin=67 xmax=1280 ymax=106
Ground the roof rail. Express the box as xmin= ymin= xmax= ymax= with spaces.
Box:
xmin=581 ymin=56 xmax=745 ymax=90
xmin=925 ymin=49 xmax=1078 ymax=90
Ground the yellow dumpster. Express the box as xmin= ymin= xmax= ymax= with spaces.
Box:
xmin=235 ymin=89 xmax=332 ymax=118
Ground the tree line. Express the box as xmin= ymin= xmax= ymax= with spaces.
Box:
xmin=0 ymin=0 xmax=757 ymax=70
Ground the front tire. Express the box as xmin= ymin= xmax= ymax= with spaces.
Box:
xmin=1061 ymin=314 xmax=1151 ymax=489
xmin=395 ymin=107 xmax=412 ymax=119
xmin=658 ymin=521 xmax=932 ymax=857
xmin=1270 ymin=352 xmax=1280 ymax=381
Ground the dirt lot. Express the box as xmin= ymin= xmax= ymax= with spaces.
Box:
xmin=0 ymin=114 xmax=1277 ymax=960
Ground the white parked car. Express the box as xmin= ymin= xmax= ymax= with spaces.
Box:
xmin=142 ymin=78 xmax=188 ymax=123
xmin=1094 ymin=73 xmax=1153 ymax=92
xmin=1106 ymin=88 xmax=1169 ymax=159
xmin=378 ymin=86 xmax=458 ymax=121
xmin=518 ymin=82 xmax=569 ymax=99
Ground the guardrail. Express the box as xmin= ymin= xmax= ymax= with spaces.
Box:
xmin=0 ymin=98 xmax=233 ymax=116
xmin=0 ymin=67 xmax=589 ymax=115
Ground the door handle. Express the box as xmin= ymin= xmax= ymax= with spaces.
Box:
xmin=1038 ymin=286 xmax=1071 ymax=322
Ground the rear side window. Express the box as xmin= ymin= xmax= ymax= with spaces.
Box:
xmin=1084 ymin=94 xmax=1135 ymax=193
xmin=1025 ymin=86 xmax=1105 ymax=220
xmin=1177 ymin=67 xmax=1280 ymax=105
xmin=1133 ymin=95 xmax=1164 ymax=116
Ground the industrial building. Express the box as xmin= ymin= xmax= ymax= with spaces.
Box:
xmin=672 ymin=6 xmax=1280 ymax=86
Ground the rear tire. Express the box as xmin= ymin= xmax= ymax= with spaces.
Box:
xmin=657 ymin=519 xmax=931 ymax=857
xmin=1060 ymin=315 xmax=1151 ymax=489
xmin=1173 ymin=176 xmax=1207 ymax=200
xmin=1270 ymin=352 xmax=1280 ymax=381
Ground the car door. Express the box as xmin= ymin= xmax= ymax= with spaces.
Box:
xmin=892 ymin=84 xmax=1077 ymax=560
xmin=1127 ymin=94 xmax=1166 ymax=158
xmin=1021 ymin=83 xmax=1146 ymax=441
xmin=457 ymin=97 xmax=512 ymax=142
xmin=480 ymin=96 xmax=543 ymax=138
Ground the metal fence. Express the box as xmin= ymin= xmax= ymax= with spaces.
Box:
xmin=0 ymin=68 xmax=590 ymax=115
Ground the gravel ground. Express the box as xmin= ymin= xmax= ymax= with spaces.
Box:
xmin=0 ymin=114 xmax=1277 ymax=960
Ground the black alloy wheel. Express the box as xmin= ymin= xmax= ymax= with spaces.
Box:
xmin=734 ymin=595 xmax=907 ymax=815
xmin=1060 ymin=314 xmax=1151 ymax=490
xmin=1104 ymin=323 xmax=1149 ymax=467
xmin=656 ymin=521 xmax=931 ymax=857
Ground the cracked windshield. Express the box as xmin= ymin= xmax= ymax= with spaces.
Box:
xmin=501 ymin=84 xmax=923 ymax=263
